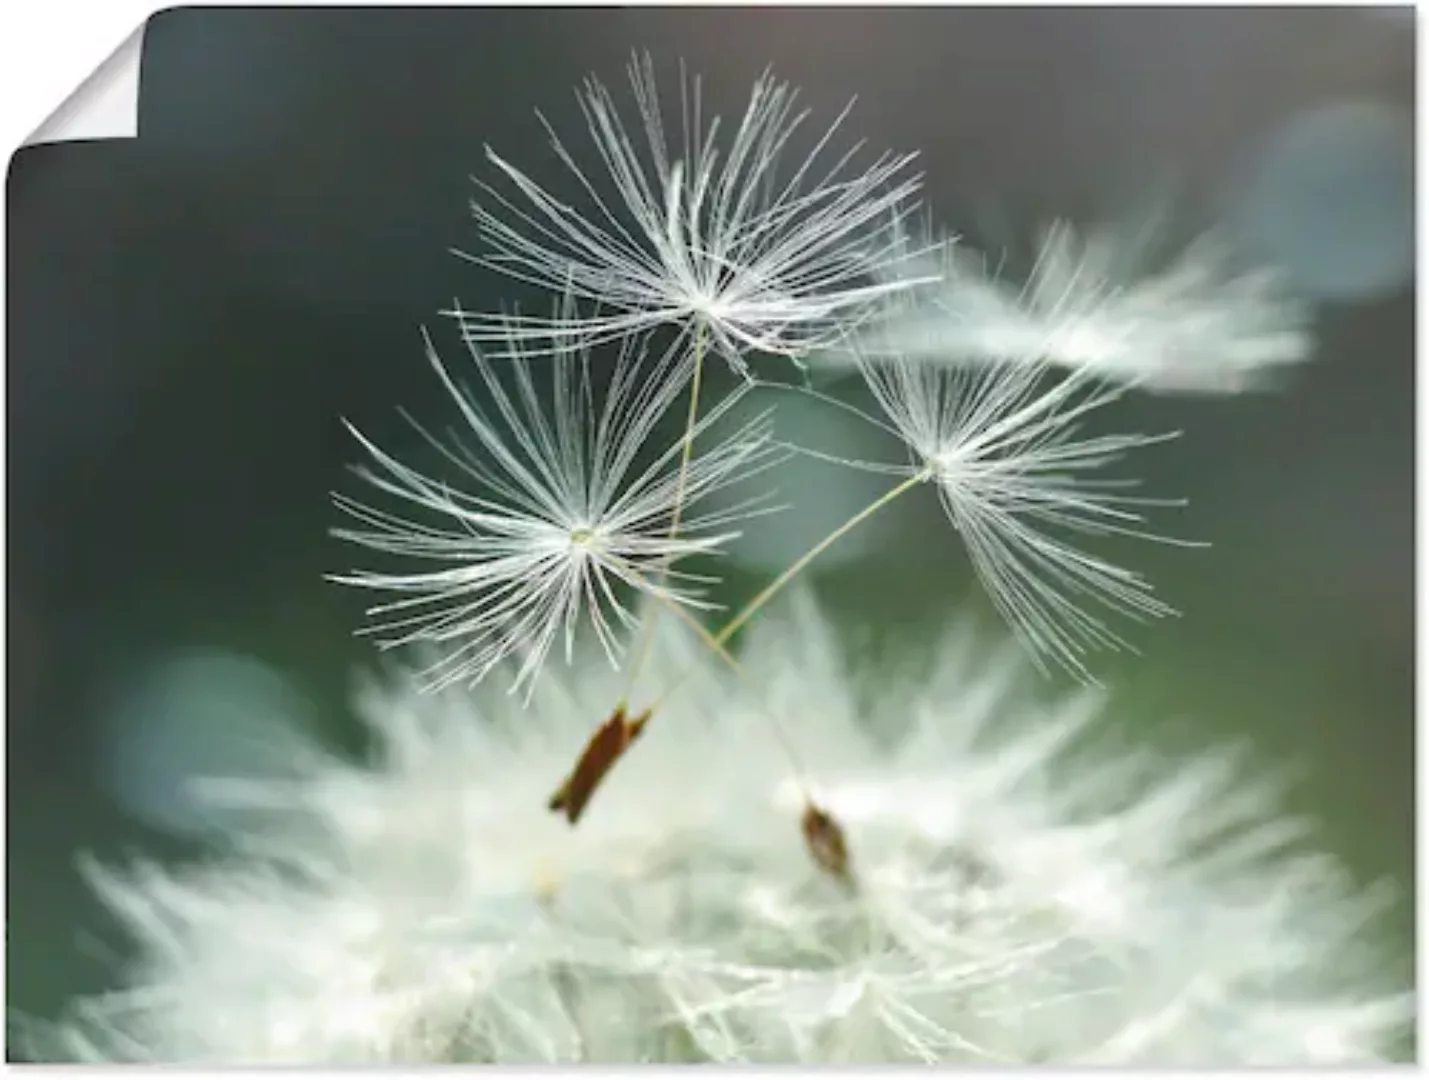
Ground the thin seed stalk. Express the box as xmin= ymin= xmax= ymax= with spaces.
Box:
xmin=644 ymin=466 xmax=929 ymax=715
xmin=554 ymin=354 xmax=923 ymax=832
xmin=618 ymin=326 xmax=708 ymax=704
xmin=710 ymin=468 xmax=928 ymax=651
xmin=548 ymin=329 xmax=710 ymax=827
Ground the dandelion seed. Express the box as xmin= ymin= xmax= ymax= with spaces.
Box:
xmin=846 ymin=340 xmax=1193 ymax=681
xmin=451 ymin=53 xmax=933 ymax=378
xmin=329 ymin=304 xmax=784 ymax=697
xmin=854 ymin=219 xmax=1312 ymax=395
xmin=688 ymin=341 xmax=1189 ymax=685
xmin=37 ymin=596 xmax=1411 ymax=1063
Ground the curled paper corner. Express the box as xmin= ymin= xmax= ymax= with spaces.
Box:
xmin=24 ymin=23 xmax=146 ymax=147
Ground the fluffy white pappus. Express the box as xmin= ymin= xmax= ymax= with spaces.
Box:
xmin=330 ymin=315 xmax=784 ymax=697
xmin=815 ymin=337 xmax=1194 ymax=682
xmin=38 ymin=597 xmax=1409 ymax=1064
xmin=853 ymin=221 xmax=1312 ymax=395
xmin=451 ymin=52 xmax=935 ymax=378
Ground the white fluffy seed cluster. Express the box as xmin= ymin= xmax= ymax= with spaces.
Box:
xmin=334 ymin=54 xmax=1319 ymax=693
xmin=40 ymin=598 xmax=1410 ymax=1064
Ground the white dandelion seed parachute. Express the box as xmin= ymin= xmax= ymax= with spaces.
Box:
xmin=329 ymin=302 xmax=785 ymax=696
xmin=852 ymin=218 xmax=1312 ymax=395
xmin=35 ymin=597 xmax=1411 ymax=1063
xmin=776 ymin=317 xmax=1197 ymax=682
xmin=452 ymin=53 xmax=936 ymax=377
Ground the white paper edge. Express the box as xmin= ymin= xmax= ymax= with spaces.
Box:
xmin=23 ymin=23 xmax=145 ymax=146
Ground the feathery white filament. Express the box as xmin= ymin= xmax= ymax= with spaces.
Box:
xmin=855 ymin=221 xmax=1312 ymax=394
xmin=794 ymin=331 xmax=1193 ymax=681
xmin=330 ymin=308 xmax=783 ymax=696
xmin=453 ymin=53 xmax=934 ymax=377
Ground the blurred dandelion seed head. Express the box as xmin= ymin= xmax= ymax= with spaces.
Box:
xmin=848 ymin=217 xmax=1313 ymax=395
xmin=43 ymin=598 xmax=1412 ymax=1064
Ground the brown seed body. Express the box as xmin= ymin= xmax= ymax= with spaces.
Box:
xmin=801 ymin=801 xmax=854 ymax=885
xmin=548 ymin=705 xmax=652 ymax=825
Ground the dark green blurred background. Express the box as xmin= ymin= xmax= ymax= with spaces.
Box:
xmin=7 ymin=7 xmax=1415 ymax=1039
